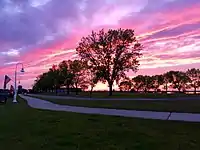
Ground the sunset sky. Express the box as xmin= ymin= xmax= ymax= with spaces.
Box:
xmin=0 ymin=0 xmax=200 ymax=90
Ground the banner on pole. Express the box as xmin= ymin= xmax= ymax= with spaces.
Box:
xmin=3 ymin=75 xmax=11 ymax=89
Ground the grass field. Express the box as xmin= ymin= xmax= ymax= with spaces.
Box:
xmin=80 ymin=92 xmax=200 ymax=98
xmin=32 ymin=95 xmax=200 ymax=113
xmin=41 ymin=91 xmax=200 ymax=99
xmin=1 ymin=97 xmax=200 ymax=150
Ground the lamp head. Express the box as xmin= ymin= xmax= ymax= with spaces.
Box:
xmin=21 ymin=68 xmax=25 ymax=73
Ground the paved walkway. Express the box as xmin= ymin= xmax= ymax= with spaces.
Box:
xmin=28 ymin=94 xmax=200 ymax=101
xmin=20 ymin=95 xmax=200 ymax=122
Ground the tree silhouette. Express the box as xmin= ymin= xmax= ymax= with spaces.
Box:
xmin=143 ymin=75 xmax=155 ymax=92
xmin=119 ymin=79 xmax=133 ymax=92
xmin=33 ymin=65 xmax=61 ymax=94
xmin=76 ymin=28 xmax=142 ymax=96
xmin=33 ymin=73 xmax=48 ymax=92
xmin=165 ymin=71 xmax=190 ymax=92
xmin=152 ymin=75 xmax=164 ymax=92
xmin=163 ymin=71 xmax=175 ymax=93
xmin=187 ymin=68 xmax=200 ymax=94
xmin=132 ymin=75 xmax=146 ymax=92
xmin=48 ymin=66 xmax=61 ymax=94
xmin=69 ymin=60 xmax=90 ymax=95
xmin=58 ymin=60 xmax=75 ymax=95
xmin=87 ymin=69 xmax=99 ymax=97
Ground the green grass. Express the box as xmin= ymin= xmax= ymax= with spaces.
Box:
xmin=42 ymin=91 xmax=200 ymax=99
xmin=1 ymin=97 xmax=200 ymax=149
xmin=32 ymin=95 xmax=200 ymax=113
xmin=81 ymin=92 xmax=200 ymax=98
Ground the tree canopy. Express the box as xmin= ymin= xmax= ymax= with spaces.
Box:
xmin=33 ymin=60 xmax=91 ymax=95
xmin=187 ymin=68 xmax=200 ymax=93
xmin=33 ymin=61 xmax=200 ymax=94
xmin=76 ymin=28 xmax=142 ymax=95
xmin=32 ymin=28 xmax=200 ymax=96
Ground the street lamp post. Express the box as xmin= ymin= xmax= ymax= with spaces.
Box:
xmin=13 ymin=63 xmax=25 ymax=103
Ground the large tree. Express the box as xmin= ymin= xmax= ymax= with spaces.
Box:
xmin=58 ymin=60 xmax=75 ymax=95
xmin=45 ymin=66 xmax=61 ymax=94
xmin=172 ymin=71 xmax=190 ymax=92
xmin=165 ymin=71 xmax=190 ymax=92
xmin=33 ymin=73 xmax=48 ymax=92
xmin=132 ymin=75 xmax=145 ymax=92
xmin=69 ymin=60 xmax=90 ymax=95
xmin=186 ymin=68 xmax=200 ymax=94
xmin=76 ymin=28 xmax=142 ymax=96
xmin=33 ymin=65 xmax=61 ymax=94
xmin=143 ymin=75 xmax=154 ymax=92
xmin=119 ymin=79 xmax=133 ymax=92
xmin=151 ymin=75 xmax=164 ymax=92
xmin=87 ymin=69 xmax=99 ymax=97
xmin=163 ymin=72 xmax=173 ymax=93
xmin=132 ymin=75 xmax=154 ymax=92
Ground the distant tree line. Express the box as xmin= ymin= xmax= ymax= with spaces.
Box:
xmin=119 ymin=69 xmax=200 ymax=94
xmin=33 ymin=28 xmax=200 ymax=96
xmin=33 ymin=60 xmax=90 ymax=95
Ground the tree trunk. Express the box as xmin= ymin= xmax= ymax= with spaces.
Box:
xmin=90 ymin=86 xmax=94 ymax=98
xmin=75 ymin=84 xmax=78 ymax=95
xmin=178 ymin=85 xmax=181 ymax=93
xmin=155 ymin=88 xmax=158 ymax=93
xmin=194 ymin=87 xmax=197 ymax=94
xmin=165 ymin=83 xmax=168 ymax=93
xmin=66 ymin=84 xmax=70 ymax=95
xmin=55 ymin=87 xmax=58 ymax=95
xmin=178 ymin=83 xmax=181 ymax=93
xmin=109 ymin=82 xmax=113 ymax=96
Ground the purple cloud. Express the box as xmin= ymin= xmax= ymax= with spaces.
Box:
xmin=143 ymin=22 xmax=200 ymax=41
xmin=0 ymin=0 xmax=200 ymax=89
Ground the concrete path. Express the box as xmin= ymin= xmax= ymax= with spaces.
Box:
xmin=20 ymin=95 xmax=200 ymax=122
xmin=28 ymin=94 xmax=200 ymax=101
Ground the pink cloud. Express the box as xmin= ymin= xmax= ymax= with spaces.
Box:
xmin=1 ymin=0 xmax=200 ymax=90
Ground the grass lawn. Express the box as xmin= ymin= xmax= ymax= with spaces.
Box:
xmin=32 ymin=95 xmax=200 ymax=113
xmin=41 ymin=91 xmax=200 ymax=99
xmin=2 ymin=98 xmax=200 ymax=149
xmin=80 ymin=92 xmax=200 ymax=98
